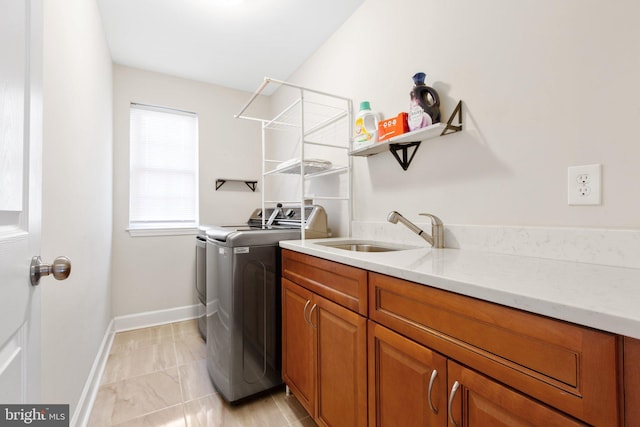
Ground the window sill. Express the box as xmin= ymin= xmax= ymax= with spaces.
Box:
xmin=127 ymin=225 xmax=199 ymax=237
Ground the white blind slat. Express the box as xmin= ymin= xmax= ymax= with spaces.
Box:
xmin=129 ymin=104 xmax=198 ymax=227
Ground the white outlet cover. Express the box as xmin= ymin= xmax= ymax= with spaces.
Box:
xmin=568 ymin=164 xmax=602 ymax=205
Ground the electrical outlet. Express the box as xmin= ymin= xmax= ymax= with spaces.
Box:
xmin=568 ymin=164 xmax=601 ymax=205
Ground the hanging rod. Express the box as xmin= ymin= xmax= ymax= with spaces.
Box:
xmin=235 ymin=77 xmax=352 ymax=119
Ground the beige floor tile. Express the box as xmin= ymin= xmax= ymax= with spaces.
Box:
xmin=112 ymin=404 xmax=186 ymax=427
xmin=223 ymin=394 xmax=290 ymax=427
xmin=102 ymin=341 xmax=177 ymax=384
xmin=289 ymin=417 xmax=318 ymax=427
xmin=91 ymin=368 xmax=183 ymax=425
xmin=112 ymin=325 xmax=174 ymax=352
xmin=88 ymin=384 xmax=118 ymax=427
xmin=184 ymin=393 xmax=290 ymax=427
xmin=272 ymin=391 xmax=311 ymax=425
xmin=109 ymin=335 xmax=173 ymax=354
xmin=174 ymin=334 xmax=206 ymax=365
xmin=172 ymin=319 xmax=200 ymax=337
xmin=179 ymin=359 xmax=216 ymax=401
xmin=94 ymin=320 xmax=313 ymax=427
xmin=183 ymin=394 xmax=225 ymax=427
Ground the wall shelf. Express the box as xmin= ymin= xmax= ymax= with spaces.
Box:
xmin=215 ymin=178 xmax=258 ymax=191
xmin=349 ymin=100 xmax=463 ymax=170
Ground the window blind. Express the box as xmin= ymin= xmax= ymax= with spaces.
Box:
xmin=129 ymin=103 xmax=198 ymax=229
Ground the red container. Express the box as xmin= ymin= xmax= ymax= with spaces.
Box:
xmin=378 ymin=113 xmax=409 ymax=142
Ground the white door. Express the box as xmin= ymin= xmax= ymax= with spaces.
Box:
xmin=0 ymin=0 xmax=43 ymax=403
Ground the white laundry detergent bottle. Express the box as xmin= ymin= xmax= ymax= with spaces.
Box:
xmin=353 ymin=101 xmax=378 ymax=150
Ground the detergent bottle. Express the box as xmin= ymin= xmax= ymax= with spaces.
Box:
xmin=407 ymin=72 xmax=440 ymax=131
xmin=353 ymin=101 xmax=378 ymax=149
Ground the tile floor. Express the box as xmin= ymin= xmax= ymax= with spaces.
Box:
xmin=89 ymin=320 xmax=317 ymax=426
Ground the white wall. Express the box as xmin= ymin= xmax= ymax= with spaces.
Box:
xmin=286 ymin=0 xmax=640 ymax=228
xmin=41 ymin=0 xmax=113 ymax=415
xmin=111 ymin=65 xmax=266 ymax=317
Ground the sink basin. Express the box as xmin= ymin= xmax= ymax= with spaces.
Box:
xmin=315 ymin=240 xmax=416 ymax=252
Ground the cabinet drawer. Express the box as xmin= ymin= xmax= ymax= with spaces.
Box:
xmin=369 ymin=272 xmax=621 ymax=426
xmin=282 ymin=249 xmax=368 ymax=315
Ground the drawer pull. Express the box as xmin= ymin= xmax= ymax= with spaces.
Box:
xmin=309 ymin=304 xmax=318 ymax=329
xmin=448 ymin=381 xmax=460 ymax=427
xmin=303 ymin=300 xmax=311 ymax=325
xmin=428 ymin=369 xmax=439 ymax=414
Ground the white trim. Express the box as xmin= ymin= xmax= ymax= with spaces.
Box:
xmin=71 ymin=319 xmax=114 ymax=427
xmin=113 ymin=304 xmax=201 ymax=333
xmin=127 ymin=226 xmax=198 ymax=237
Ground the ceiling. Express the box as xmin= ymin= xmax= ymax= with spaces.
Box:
xmin=97 ymin=0 xmax=365 ymax=94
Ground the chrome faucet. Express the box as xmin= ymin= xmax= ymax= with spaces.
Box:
xmin=387 ymin=211 xmax=445 ymax=248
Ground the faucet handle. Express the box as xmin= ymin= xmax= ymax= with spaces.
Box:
xmin=419 ymin=213 xmax=443 ymax=225
xmin=419 ymin=213 xmax=445 ymax=248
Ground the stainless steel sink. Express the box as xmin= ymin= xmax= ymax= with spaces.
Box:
xmin=315 ymin=241 xmax=416 ymax=252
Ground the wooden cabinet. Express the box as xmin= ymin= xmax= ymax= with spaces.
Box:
xmin=282 ymin=279 xmax=315 ymax=414
xmin=282 ymin=250 xmax=626 ymax=426
xmin=315 ymin=288 xmax=367 ymax=427
xmin=624 ymin=337 xmax=640 ymax=427
xmin=368 ymin=321 xmax=447 ymax=427
xmin=447 ymin=361 xmax=586 ymax=427
xmin=282 ymin=252 xmax=368 ymax=427
xmin=282 ymin=249 xmax=368 ymax=315
xmin=369 ymin=322 xmax=588 ymax=427
xmin=368 ymin=272 xmax=621 ymax=427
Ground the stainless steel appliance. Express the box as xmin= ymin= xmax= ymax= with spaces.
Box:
xmin=195 ymin=226 xmax=211 ymax=339
xmin=205 ymin=205 xmax=329 ymax=403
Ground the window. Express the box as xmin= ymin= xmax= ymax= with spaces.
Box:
xmin=129 ymin=103 xmax=198 ymax=235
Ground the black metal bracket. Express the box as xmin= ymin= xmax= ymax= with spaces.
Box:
xmin=440 ymin=100 xmax=463 ymax=136
xmin=389 ymin=142 xmax=421 ymax=171
xmin=387 ymin=100 xmax=463 ymax=171
xmin=215 ymin=179 xmax=258 ymax=191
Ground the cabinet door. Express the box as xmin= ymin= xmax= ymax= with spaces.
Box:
xmin=447 ymin=361 xmax=586 ymax=427
xmin=625 ymin=336 xmax=640 ymax=426
xmin=314 ymin=294 xmax=368 ymax=427
xmin=282 ymin=278 xmax=315 ymax=415
xmin=368 ymin=321 xmax=447 ymax=427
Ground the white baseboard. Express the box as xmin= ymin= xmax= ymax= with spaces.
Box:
xmin=71 ymin=319 xmax=114 ymax=427
xmin=113 ymin=304 xmax=201 ymax=333
xmin=71 ymin=304 xmax=203 ymax=426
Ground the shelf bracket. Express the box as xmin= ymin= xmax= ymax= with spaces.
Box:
xmin=440 ymin=100 xmax=463 ymax=136
xmin=215 ymin=179 xmax=258 ymax=192
xmin=389 ymin=142 xmax=421 ymax=171
xmin=386 ymin=100 xmax=463 ymax=171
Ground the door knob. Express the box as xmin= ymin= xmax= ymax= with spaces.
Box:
xmin=30 ymin=256 xmax=71 ymax=286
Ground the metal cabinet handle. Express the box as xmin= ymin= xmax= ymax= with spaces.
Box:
xmin=448 ymin=381 xmax=460 ymax=427
xmin=30 ymin=256 xmax=71 ymax=286
xmin=309 ymin=304 xmax=318 ymax=329
xmin=303 ymin=300 xmax=311 ymax=325
xmin=428 ymin=369 xmax=439 ymax=414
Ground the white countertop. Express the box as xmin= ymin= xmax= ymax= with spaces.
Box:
xmin=280 ymin=238 xmax=640 ymax=339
